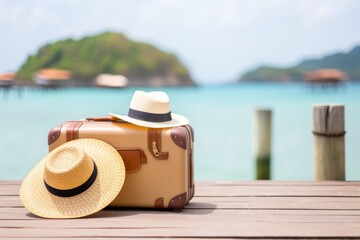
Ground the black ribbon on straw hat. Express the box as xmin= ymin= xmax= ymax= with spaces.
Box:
xmin=44 ymin=161 xmax=98 ymax=198
xmin=128 ymin=108 xmax=172 ymax=123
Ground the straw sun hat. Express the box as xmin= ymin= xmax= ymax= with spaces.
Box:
xmin=110 ymin=91 xmax=189 ymax=128
xmin=20 ymin=139 xmax=125 ymax=219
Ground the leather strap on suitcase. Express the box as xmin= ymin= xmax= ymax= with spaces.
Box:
xmin=148 ymin=128 xmax=169 ymax=160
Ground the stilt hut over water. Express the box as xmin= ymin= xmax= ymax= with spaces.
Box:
xmin=305 ymin=69 xmax=347 ymax=86
xmin=95 ymin=74 xmax=128 ymax=88
xmin=33 ymin=68 xmax=72 ymax=87
xmin=0 ymin=72 xmax=15 ymax=87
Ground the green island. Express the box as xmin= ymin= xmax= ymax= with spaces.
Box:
xmin=16 ymin=32 xmax=194 ymax=86
xmin=240 ymin=46 xmax=360 ymax=82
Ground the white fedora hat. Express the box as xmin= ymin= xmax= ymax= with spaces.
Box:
xmin=110 ymin=91 xmax=189 ymax=128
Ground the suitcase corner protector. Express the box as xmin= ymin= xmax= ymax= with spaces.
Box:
xmin=168 ymin=191 xmax=187 ymax=212
xmin=48 ymin=124 xmax=62 ymax=145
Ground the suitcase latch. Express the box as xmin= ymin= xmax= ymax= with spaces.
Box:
xmin=148 ymin=128 xmax=169 ymax=160
xmin=152 ymin=141 xmax=160 ymax=157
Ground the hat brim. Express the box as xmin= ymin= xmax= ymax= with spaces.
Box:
xmin=109 ymin=112 xmax=189 ymax=128
xmin=20 ymin=139 xmax=125 ymax=219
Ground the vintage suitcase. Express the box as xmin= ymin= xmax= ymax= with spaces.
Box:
xmin=48 ymin=117 xmax=194 ymax=211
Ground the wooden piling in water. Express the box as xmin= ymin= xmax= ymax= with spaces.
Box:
xmin=313 ymin=104 xmax=345 ymax=180
xmin=254 ymin=109 xmax=272 ymax=180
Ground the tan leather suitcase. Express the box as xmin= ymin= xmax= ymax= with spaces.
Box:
xmin=48 ymin=117 xmax=194 ymax=211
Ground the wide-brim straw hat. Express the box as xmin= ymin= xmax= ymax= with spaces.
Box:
xmin=20 ymin=138 xmax=125 ymax=219
xmin=110 ymin=90 xmax=189 ymax=128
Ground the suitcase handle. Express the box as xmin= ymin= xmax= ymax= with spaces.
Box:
xmin=86 ymin=116 xmax=125 ymax=122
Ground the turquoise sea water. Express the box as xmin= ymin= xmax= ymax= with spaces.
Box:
xmin=1 ymin=83 xmax=359 ymax=180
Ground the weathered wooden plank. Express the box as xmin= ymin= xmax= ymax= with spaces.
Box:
xmin=1 ymin=238 xmax=240 ymax=240
xmin=6 ymin=180 xmax=360 ymax=186
xmin=3 ymin=181 xmax=360 ymax=197
xmin=188 ymin=196 xmax=360 ymax=210
xmin=0 ymin=196 xmax=21 ymax=207
xmin=0 ymin=185 xmax=19 ymax=196
xmin=197 ymin=181 xmax=360 ymax=186
xmin=196 ymin=185 xmax=360 ymax=197
xmin=3 ymin=237 xmax=231 ymax=240
xmin=1 ymin=207 xmax=360 ymax=221
xmin=1 ymin=220 xmax=360 ymax=238
xmin=2 ymin=195 xmax=360 ymax=210
xmin=0 ymin=181 xmax=20 ymax=185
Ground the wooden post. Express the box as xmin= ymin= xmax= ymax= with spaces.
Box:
xmin=313 ymin=105 xmax=345 ymax=180
xmin=254 ymin=109 xmax=272 ymax=180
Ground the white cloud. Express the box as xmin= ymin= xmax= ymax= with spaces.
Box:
xmin=313 ymin=4 xmax=337 ymax=21
xmin=10 ymin=4 xmax=25 ymax=23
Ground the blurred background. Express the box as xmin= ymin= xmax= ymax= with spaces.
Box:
xmin=1 ymin=0 xmax=360 ymax=180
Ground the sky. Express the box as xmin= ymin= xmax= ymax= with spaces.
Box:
xmin=1 ymin=0 xmax=360 ymax=84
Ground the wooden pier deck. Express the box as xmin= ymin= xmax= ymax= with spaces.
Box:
xmin=1 ymin=180 xmax=360 ymax=239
